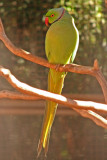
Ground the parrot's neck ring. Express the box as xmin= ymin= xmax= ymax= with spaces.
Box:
xmin=52 ymin=8 xmax=65 ymax=24
xmin=58 ymin=8 xmax=65 ymax=20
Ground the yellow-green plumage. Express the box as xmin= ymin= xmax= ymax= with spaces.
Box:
xmin=37 ymin=7 xmax=79 ymax=157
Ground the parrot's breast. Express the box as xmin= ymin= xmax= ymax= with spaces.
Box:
xmin=45 ymin=18 xmax=79 ymax=65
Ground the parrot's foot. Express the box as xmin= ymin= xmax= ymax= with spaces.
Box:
xmin=55 ymin=64 xmax=63 ymax=71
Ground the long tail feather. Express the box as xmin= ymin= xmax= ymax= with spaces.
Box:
xmin=37 ymin=69 xmax=65 ymax=157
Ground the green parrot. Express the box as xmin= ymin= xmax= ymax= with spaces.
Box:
xmin=37 ymin=7 xmax=79 ymax=157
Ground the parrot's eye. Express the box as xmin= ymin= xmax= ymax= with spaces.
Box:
xmin=51 ymin=14 xmax=54 ymax=17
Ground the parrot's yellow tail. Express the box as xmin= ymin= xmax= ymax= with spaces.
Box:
xmin=37 ymin=69 xmax=65 ymax=157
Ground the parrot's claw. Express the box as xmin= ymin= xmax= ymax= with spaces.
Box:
xmin=55 ymin=64 xmax=62 ymax=71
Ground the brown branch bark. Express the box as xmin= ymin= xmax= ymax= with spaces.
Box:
xmin=0 ymin=66 xmax=107 ymax=128
xmin=0 ymin=18 xmax=107 ymax=129
xmin=0 ymin=67 xmax=107 ymax=128
xmin=0 ymin=91 xmax=104 ymax=102
xmin=0 ymin=90 xmax=40 ymax=100
xmin=0 ymin=18 xmax=107 ymax=103
xmin=0 ymin=91 xmax=107 ymax=129
xmin=74 ymin=109 xmax=107 ymax=129
xmin=0 ymin=66 xmax=107 ymax=113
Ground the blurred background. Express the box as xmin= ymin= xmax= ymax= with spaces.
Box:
xmin=0 ymin=0 xmax=107 ymax=160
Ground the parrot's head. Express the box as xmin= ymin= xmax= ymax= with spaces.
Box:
xmin=45 ymin=8 xmax=65 ymax=26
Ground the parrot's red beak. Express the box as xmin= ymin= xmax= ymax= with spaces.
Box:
xmin=45 ymin=17 xmax=49 ymax=26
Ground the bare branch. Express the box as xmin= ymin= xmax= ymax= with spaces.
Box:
xmin=74 ymin=109 xmax=107 ymax=129
xmin=0 ymin=91 xmax=104 ymax=102
xmin=0 ymin=66 xmax=107 ymax=128
xmin=0 ymin=19 xmax=101 ymax=75
xmin=0 ymin=18 xmax=107 ymax=129
xmin=0 ymin=90 xmax=40 ymax=100
xmin=0 ymin=18 xmax=107 ymax=103
xmin=0 ymin=90 xmax=107 ymax=128
xmin=0 ymin=66 xmax=107 ymax=113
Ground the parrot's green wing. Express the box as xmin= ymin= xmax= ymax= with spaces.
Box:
xmin=37 ymin=8 xmax=79 ymax=157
